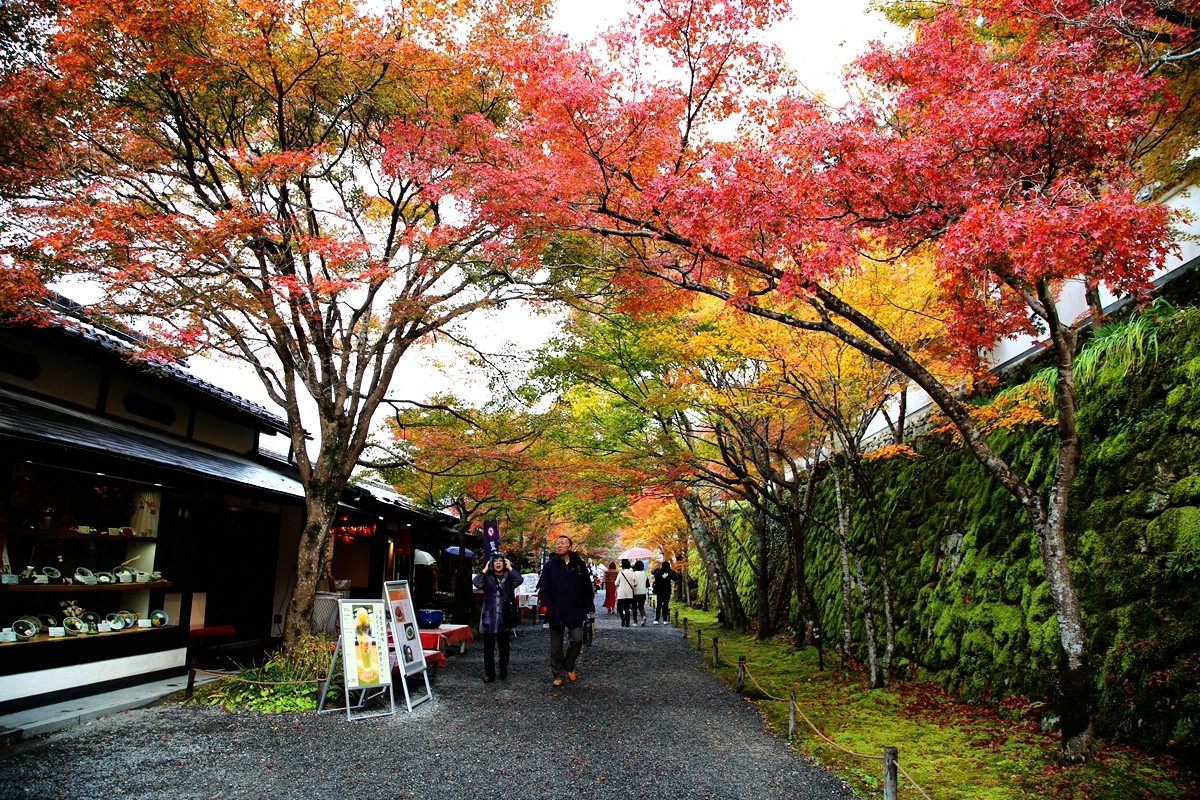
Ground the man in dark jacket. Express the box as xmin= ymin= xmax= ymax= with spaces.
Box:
xmin=538 ymin=535 xmax=595 ymax=686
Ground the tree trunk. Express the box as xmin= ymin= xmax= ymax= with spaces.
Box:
xmin=282 ymin=497 xmax=337 ymax=652
xmin=834 ymin=466 xmax=854 ymax=676
xmin=677 ymin=491 xmax=747 ymax=630
xmin=769 ymin=558 xmax=792 ymax=635
xmin=853 ymin=552 xmax=881 ymax=689
xmin=789 ymin=472 xmax=820 ymax=650
xmin=837 ymin=533 xmax=854 ymax=677
xmin=755 ymin=502 xmax=772 ymax=639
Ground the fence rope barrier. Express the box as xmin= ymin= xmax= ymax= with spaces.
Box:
xmin=190 ymin=667 xmax=326 ymax=686
xmin=741 ymin=662 xmax=934 ymax=800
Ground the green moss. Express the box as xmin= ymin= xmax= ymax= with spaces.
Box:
xmin=1169 ymin=475 xmax=1200 ymax=506
xmin=1147 ymin=506 xmax=1200 ymax=553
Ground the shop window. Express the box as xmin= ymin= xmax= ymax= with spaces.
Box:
xmin=122 ymin=392 xmax=176 ymax=426
xmin=0 ymin=345 xmax=40 ymax=381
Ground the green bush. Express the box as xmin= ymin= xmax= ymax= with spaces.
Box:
xmin=188 ymin=633 xmax=338 ymax=713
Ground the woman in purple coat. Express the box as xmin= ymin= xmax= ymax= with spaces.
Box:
xmin=472 ymin=551 xmax=523 ymax=683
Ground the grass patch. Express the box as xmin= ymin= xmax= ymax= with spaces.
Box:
xmin=675 ymin=607 xmax=1196 ymax=800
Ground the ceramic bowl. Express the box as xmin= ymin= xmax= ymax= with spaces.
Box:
xmin=117 ymin=610 xmax=137 ymax=628
xmin=12 ymin=619 xmax=36 ymax=640
xmin=113 ymin=566 xmax=134 ymax=583
xmin=149 ymin=610 xmax=169 ymax=628
xmin=62 ymin=616 xmax=86 ymax=635
xmin=41 ymin=566 xmax=61 ymax=580
xmin=105 ymin=613 xmax=125 ymax=630
xmin=18 ymin=615 xmax=43 ymax=633
xmin=95 ymin=571 xmax=115 ymax=585
xmin=415 ymin=608 xmax=443 ymax=628
xmin=80 ymin=611 xmax=100 ymax=626
xmin=36 ymin=614 xmax=57 ymax=629
xmin=74 ymin=567 xmax=96 ymax=585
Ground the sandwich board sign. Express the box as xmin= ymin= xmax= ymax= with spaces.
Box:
xmin=384 ymin=580 xmax=433 ymax=711
xmin=316 ymin=599 xmax=395 ymax=721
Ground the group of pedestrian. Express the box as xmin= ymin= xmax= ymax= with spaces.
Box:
xmin=608 ymin=558 xmax=675 ymax=626
xmin=471 ymin=537 xmax=678 ymax=687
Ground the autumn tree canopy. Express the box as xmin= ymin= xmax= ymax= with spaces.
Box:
xmin=0 ymin=0 xmax=553 ymax=650
xmin=444 ymin=0 xmax=1186 ymax=761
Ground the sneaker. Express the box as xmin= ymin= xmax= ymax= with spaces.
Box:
xmin=567 ymin=670 xmax=577 ymax=682
xmin=552 ymin=678 xmax=564 ymax=687
xmin=652 ymin=620 xmax=659 ymax=624
xmin=483 ymin=676 xmax=495 ymax=683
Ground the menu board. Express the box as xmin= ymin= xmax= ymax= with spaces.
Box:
xmin=384 ymin=580 xmax=428 ymax=677
xmin=339 ymin=600 xmax=391 ymax=690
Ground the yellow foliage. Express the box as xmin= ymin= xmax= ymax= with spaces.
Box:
xmin=862 ymin=442 xmax=920 ymax=461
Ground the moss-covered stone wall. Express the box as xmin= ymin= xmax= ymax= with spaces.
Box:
xmin=786 ymin=305 xmax=1200 ymax=754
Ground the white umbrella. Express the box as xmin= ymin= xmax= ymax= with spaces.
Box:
xmin=413 ymin=549 xmax=436 ymax=566
xmin=619 ymin=546 xmax=654 ymax=561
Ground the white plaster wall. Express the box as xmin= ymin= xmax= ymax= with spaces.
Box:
xmin=0 ymin=648 xmax=187 ymax=704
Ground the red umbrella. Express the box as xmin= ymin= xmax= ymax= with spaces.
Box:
xmin=619 ymin=546 xmax=654 ymax=560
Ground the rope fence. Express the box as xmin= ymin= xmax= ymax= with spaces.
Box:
xmin=683 ymin=618 xmax=931 ymax=800
xmin=735 ymin=656 xmax=934 ymax=800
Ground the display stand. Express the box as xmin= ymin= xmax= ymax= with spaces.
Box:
xmin=317 ymin=599 xmax=395 ymax=721
xmin=384 ymin=580 xmax=433 ymax=712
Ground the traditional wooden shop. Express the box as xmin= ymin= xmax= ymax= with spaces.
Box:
xmin=0 ymin=305 xmax=462 ymax=713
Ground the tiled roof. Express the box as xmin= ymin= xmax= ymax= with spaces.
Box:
xmin=43 ymin=294 xmax=289 ymax=434
xmin=0 ymin=385 xmax=304 ymax=498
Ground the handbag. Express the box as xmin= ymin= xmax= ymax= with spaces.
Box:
xmin=501 ymin=592 xmax=522 ymax=628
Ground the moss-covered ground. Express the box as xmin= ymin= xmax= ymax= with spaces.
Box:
xmin=675 ymin=607 xmax=1198 ymax=800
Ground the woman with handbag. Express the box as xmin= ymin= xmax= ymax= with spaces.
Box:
xmin=616 ymin=558 xmax=636 ymax=627
xmin=473 ymin=551 xmax=523 ymax=683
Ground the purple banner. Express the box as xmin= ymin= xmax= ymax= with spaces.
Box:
xmin=483 ymin=519 xmax=500 ymax=555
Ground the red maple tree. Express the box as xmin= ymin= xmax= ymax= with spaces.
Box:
xmin=451 ymin=0 xmax=1182 ymax=760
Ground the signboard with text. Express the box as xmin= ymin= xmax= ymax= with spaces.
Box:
xmin=338 ymin=600 xmax=390 ymax=690
xmin=384 ymin=580 xmax=428 ymax=677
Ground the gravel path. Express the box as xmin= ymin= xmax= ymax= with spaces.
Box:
xmin=0 ymin=600 xmax=856 ymax=800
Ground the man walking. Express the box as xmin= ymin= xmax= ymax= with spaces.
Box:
xmin=538 ymin=535 xmax=595 ymax=687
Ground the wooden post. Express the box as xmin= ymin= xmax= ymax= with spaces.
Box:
xmin=696 ymin=628 xmax=703 ymax=651
xmin=736 ymin=656 xmax=746 ymax=693
xmin=883 ymin=746 xmax=898 ymax=800
xmin=711 ymin=635 xmax=719 ymax=666
xmin=788 ymin=690 xmax=796 ymax=738
xmin=682 ymin=617 xmax=688 ymax=639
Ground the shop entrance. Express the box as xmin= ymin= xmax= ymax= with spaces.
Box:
xmin=194 ymin=507 xmax=280 ymax=641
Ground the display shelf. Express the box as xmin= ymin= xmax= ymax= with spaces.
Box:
xmin=1 ymin=530 xmax=158 ymax=542
xmin=0 ymin=624 xmax=177 ymax=647
xmin=0 ymin=581 xmax=173 ymax=593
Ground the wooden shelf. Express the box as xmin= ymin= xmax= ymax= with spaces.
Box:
xmin=0 ymin=624 xmax=177 ymax=647
xmin=0 ymin=581 xmax=173 ymax=593
xmin=2 ymin=530 xmax=157 ymax=542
